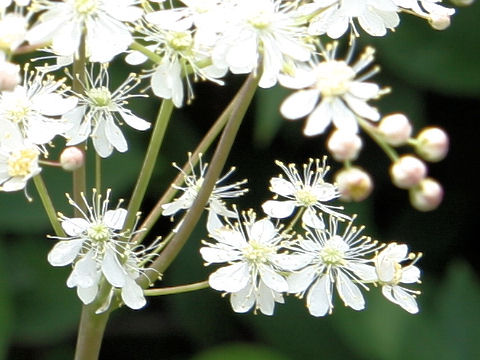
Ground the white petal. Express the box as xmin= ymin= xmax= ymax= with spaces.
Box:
xmin=48 ymin=239 xmax=84 ymax=266
xmin=392 ymin=286 xmax=419 ymax=314
xmin=102 ymin=247 xmax=126 ymax=287
xmin=280 ymin=89 xmax=320 ymax=120
xmin=258 ymin=264 xmax=288 ymax=293
xmin=302 ymin=208 xmax=325 ymax=229
xmin=271 ymin=253 xmax=313 ymax=271
xmin=401 ymin=266 xmax=421 ymax=284
xmin=306 ymin=275 xmax=332 ymax=316
xmin=269 ymin=177 xmax=296 ymax=196
xmin=230 ymin=281 xmax=255 ymax=313
xmin=121 ymin=276 xmax=146 ymax=310
xmin=250 ymin=219 xmax=276 ymax=244
xmin=105 ymin=117 xmax=128 ymax=153
xmin=61 ymin=217 xmax=89 ymax=236
xmin=120 ymin=111 xmax=150 ymax=131
xmin=103 ymin=208 xmax=127 ymax=230
xmin=348 ymin=263 xmax=378 ymax=282
xmin=336 ymin=271 xmax=365 ymax=311
xmin=262 ymin=200 xmax=296 ymax=219
xmin=287 ymin=266 xmax=317 ymax=294
xmin=303 ymin=100 xmax=332 ymax=136
xmin=200 ymin=246 xmax=241 ymax=264
xmin=77 ymin=284 xmax=99 ymax=305
xmin=208 ymin=262 xmax=250 ymax=292
xmin=257 ymin=280 xmax=276 ymax=316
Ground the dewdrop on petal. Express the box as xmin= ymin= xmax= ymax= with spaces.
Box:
xmin=327 ymin=130 xmax=362 ymax=161
xmin=60 ymin=147 xmax=85 ymax=171
xmin=409 ymin=177 xmax=444 ymax=211
xmin=390 ymin=155 xmax=427 ymax=189
xmin=415 ymin=127 xmax=449 ymax=162
xmin=335 ymin=167 xmax=373 ymax=202
xmin=378 ymin=113 xmax=412 ymax=146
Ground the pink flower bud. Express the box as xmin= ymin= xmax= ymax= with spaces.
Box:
xmin=415 ymin=127 xmax=449 ymax=162
xmin=390 ymin=155 xmax=427 ymax=189
xmin=335 ymin=167 xmax=373 ymax=202
xmin=327 ymin=130 xmax=362 ymax=161
xmin=60 ymin=147 xmax=85 ymax=171
xmin=409 ymin=177 xmax=444 ymax=211
xmin=0 ymin=60 xmax=20 ymax=92
xmin=378 ymin=113 xmax=412 ymax=146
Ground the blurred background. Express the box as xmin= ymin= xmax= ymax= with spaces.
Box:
xmin=1 ymin=1 xmax=479 ymax=359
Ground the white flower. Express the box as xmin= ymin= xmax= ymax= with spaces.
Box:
xmin=394 ymin=0 xmax=454 ymax=29
xmin=0 ymin=9 xmax=30 ymax=52
xmin=280 ymin=43 xmax=384 ymax=136
xmin=162 ymin=153 xmax=248 ymax=231
xmin=262 ymin=158 xmax=347 ymax=229
xmin=63 ymin=64 xmax=150 ymax=158
xmin=26 ymin=0 xmax=143 ymax=62
xmin=286 ymin=216 xmax=379 ymax=316
xmin=211 ymin=0 xmax=313 ymax=88
xmin=305 ymin=0 xmax=400 ymax=38
xmin=200 ymin=212 xmax=306 ymax=315
xmin=47 ymin=189 xmax=155 ymax=311
xmin=127 ymin=9 xmax=227 ymax=107
xmin=0 ymin=66 xmax=77 ymax=148
xmin=375 ymin=242 xmax=422 ymax=314
xmin=0 ymin=119 xmax=40 ymax=192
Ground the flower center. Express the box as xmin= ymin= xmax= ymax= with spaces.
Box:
xmin=243 ymin=240 xmax=273 ymax=264
xmin=5 ymin=98 xmax=31 ymax=124
xmin=315 ymin=61 xmax=355 ymax=97
xmin=248 ymin=11 xmax=272 ymax=29
xmin=74 ymin=0 xmax=98 ymax=15
xmin=87 ymin=222 xmax=110 ymax=242
xmin=320 ymin=236 xmax=347 ymax=266
xmin=295 ymin=187 xmax=318 ymax=206
xmin=86 ymin=86 xmax=112 ymax=107
xmin=166 ymin=31 xmax=194 ymax=52
xmin=7 ymin=148 xmax=39 ymax=177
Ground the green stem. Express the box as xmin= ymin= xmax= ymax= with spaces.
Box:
xmin=124 ymin=99 xmax=174 ymax=232
xmin=33 ymin=174 xmax=65 ymax=237
xmin=132 ymin=95 xmax=235 ymax=245
xmin=95 ymin=154 xmax=101 ymax=192
xmin=358 ymin=117 xmax=399 ymax=162
xmin=283 ymin=208 xmax=305 ymax=234
xmin=139 ymin=74 xmax=258 ymax=286
xmin=74 ymin=304 xmax=111 ymax=360
xmin=144 ymin=280 xmax=209 ymax=296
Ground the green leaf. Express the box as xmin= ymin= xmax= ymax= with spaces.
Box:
xmin=0 ymin=241 xmax=13 ymax=360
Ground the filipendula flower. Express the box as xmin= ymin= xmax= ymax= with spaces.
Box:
xmin=0 ymin=118 xmax=40 ymax=192
xmin=0 ymin=65 xmax=77 ymax=148
xmin=286 ymin=216 xmax=380 ymax=316
xmin=26 ymin=0 xmax=143 ymax=62
xmin=47 ymin=189 xmax=155 ymax=311
xmin=280 ymin=42 xmax=385 ymax=136
xmin=200 ymin=211 xmax=307 ymax=315
xmin=262 ymin=158 xmax=347 ymax=229
xmin=211 ymin=0 xmax=313 ymax=88
xmin=63 ymin=64 xmax=150 ymax=158
xmin=304 ymin=0 xmax=399 ymax=38
xmin=162 ymin=153 xmax=248 ymax=231
xmin=374 ymin=242 xmax=422 ymax=314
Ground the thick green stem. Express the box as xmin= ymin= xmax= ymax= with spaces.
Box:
xmin=124 ymin=99 xmax=174 ymax=232
xmin=33 ymin=174 xmax=65 ymax=237
xmin=139 ymin=74 xmax=258 ymax=286
xmin=74 ymin=305 xmax=111 ymax=360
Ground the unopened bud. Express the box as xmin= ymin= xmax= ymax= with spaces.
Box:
xmin=335 ymin=166 xmax=373 ymax=202
xmin=415 ymin=127 xmax=449 ymax=162
xmin=409 ymin=177 xmax=443 ymax=211
xmin=378 ymin=113 xmax=412 ymax=146
xmin=0 ymin=60 xmax=20 ymax=91
xmin=429 ymin=14 xmax=451 ymax=30
xmin=390 ymin=155 xmax=427 ymax=189
xmin=327 ymin=130 xmax=362 ymax=161
xmin=60 ymin=147 xmax=85 ymax=171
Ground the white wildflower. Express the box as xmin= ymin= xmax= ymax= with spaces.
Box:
xmin=286 ymin=216 xmax=380 ymax=316
xmin=280 ymin=42 xmax=384 ymax=136
xmin=162 ymin=153 xmax=248 ymax=231
xmin=63 ymin=64 xmax=150 ymax=158
xmin=375 ymin=242 xmax=422 ymax=314
xmin=262 ymin=158 xmax=347 ymax=229
xmin=26 ymin=0 xmax=143 ymax=62
xmin=200 ymin=211 xmax=306 ymax=315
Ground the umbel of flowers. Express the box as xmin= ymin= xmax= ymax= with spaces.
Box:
xmin=0 ymin=0 xmax=459 ymax=358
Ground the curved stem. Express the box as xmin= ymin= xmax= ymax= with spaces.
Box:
xmin=139 ymin=74 xmax=258 ymax=286
xmin=124 ymin=99 xmax=174 ymax=233
xmin=33 ymin=174 xmax=65 ymax=237
xmin=74 ymin=305 xmax=111 ymax=360
xmin=144 ymin=280 xmax=209 ymax=296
